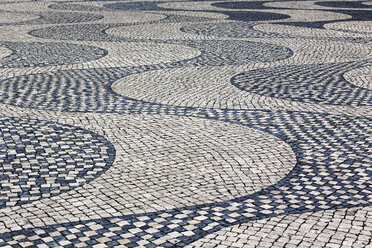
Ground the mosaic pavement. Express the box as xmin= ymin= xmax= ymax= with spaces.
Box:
xmin=0 ymin=0 xmax=371 ymax=247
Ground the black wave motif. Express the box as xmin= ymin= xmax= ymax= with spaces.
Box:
xmin=316 ymin=1 xmax=372 ymax=9
xmin=0 ymin=11 xmax=103 ymax=26
xmin=222 ymin=10 xmax=290 ymax=22
xmin=0 ymin=110 xmax=370 ymax=247
xmin=0 ymin=42 xmax=107 ymax=68
xmin=104 ymin=1 xmax=166 ymax=11
xmin=0 ymin=42 xmax=292 ymax=111
xmin=231 ymin=61 xmax=372 ymax=106
xmin=0 ymin=117 xmax=115 ymax=209
xmin=48 ymin=3 xmax=110 ymax=12
xmin=276 ymin=8 xmax=372 ymax=29
xmin=213 ymin=1 xmax=275 ymax=10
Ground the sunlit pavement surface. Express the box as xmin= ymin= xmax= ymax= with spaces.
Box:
xmin=0 ymin=0 xmax=371 ymax=247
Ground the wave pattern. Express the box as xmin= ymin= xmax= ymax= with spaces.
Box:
xmin=0 ymin=0 xmax=370 ymax=247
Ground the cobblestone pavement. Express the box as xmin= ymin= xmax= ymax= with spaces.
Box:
xmin=0 ymin=0 xmax=371 ymax=247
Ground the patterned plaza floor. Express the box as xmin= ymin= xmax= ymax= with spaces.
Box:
xmin=0 ymin=0 xmax=371 ymax=247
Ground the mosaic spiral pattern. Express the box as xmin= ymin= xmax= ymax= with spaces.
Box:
xmin=0 ymin=0 xmax=371 ymax=247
